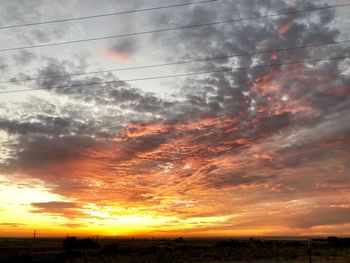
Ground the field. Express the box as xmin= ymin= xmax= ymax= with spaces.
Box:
xmin=0 ymin=237 xmax=350 ymax=262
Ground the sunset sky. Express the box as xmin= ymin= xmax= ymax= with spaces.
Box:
xmin=0 ymin=0 xmax=350 ymax=237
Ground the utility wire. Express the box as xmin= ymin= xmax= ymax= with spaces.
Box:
xmin=0 ymin=0 xmax=220 ymax=30
xmin=0 ymin=3 xmax=349 ymax=53
xmin=1 ymin=40 xmax=349 ymax=84
xmin=1 ymin=56 xmax=348 ymax=94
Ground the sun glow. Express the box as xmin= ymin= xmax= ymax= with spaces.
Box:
xmin=0 ymin=179 xmax=233 ymax=237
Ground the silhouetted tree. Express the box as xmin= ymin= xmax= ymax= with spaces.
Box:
xmin=327 ymin=236 xmax=339 ymax=244
xmin=63 ymin=236 xmax=78 ymax=253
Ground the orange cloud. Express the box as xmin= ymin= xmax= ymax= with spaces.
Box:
xmin=270 ymin=53 xmax=278 ymax=60
xmin=278 ymin=15 xmax=298 ymax=36
xmin=2 ymin=121 xmax=350 ymax=236
xmin=322 ymin=85 xmax=350 ymax=96
xmin=97 ymin=48 xmax=133 ymax=63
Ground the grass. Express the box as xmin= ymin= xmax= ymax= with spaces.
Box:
xmin=0 ymin=237 xmax=350 ymax=262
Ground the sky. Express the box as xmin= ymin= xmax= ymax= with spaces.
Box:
xmin=0 ymin=0 xmax=350 ymax=237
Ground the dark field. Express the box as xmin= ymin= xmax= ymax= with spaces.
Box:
xmin=1 ymin=236 xmax=350 ymax=263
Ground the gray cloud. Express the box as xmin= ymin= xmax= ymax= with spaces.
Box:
xmin=0 ymin=0 xmax=80 ymax=44
xmin=291 ymin=207 xmax=350 ymax=228
xmin=110 ymin=38 xmax=138 ymax=55
xmin=11 ymin=50 xmax=36 ymax=65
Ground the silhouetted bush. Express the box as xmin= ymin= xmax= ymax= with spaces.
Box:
xmin=12 ymin=253 xmax=33 ymax=263
xmin=100 ymin=243 xmax=119 ymax=256
xmin=174 ymin=237 xmax=184 ymax=243
xmin=327 ymin=236 xmax=339 ymax=244
xmin=286 ymin=241 xmax=304 ymax=248
xmin=63 ymin=236 xmax=78 ymax=253
xmin=215 ymin=239 xmax=247 ymax=248
xmin=326 ymin=236 xmax=350 ymax=248
xmin=62 ymin=236 xmax=100 ymax=254
xmin=77 ymin=238 xmax=100 ymax=250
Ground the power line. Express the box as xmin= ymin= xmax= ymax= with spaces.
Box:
xmin=1 ymin=40 xmax=349 ymax=84
xmin=0 ymin=0 xmax=220 ymax=30
xmin=0 ymin=3 xmax=349 ymax=53
xmin=1 ymin=56 xmax=348 ymax=94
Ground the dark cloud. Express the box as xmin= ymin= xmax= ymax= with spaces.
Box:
xmin=150 ymin=0 xmax=348 ymax=121
xmin=110 ymin=38 xmax=138 ymax=55
xmin=291 ymin=207 xmax=350 ymax=228
xmin=0 ymin=117 xmax=71 ymax=136
xmin=30 ymin=201 xmax=85 ymax=219
xmin=34 ymin=58 xmax=178 ymax=117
